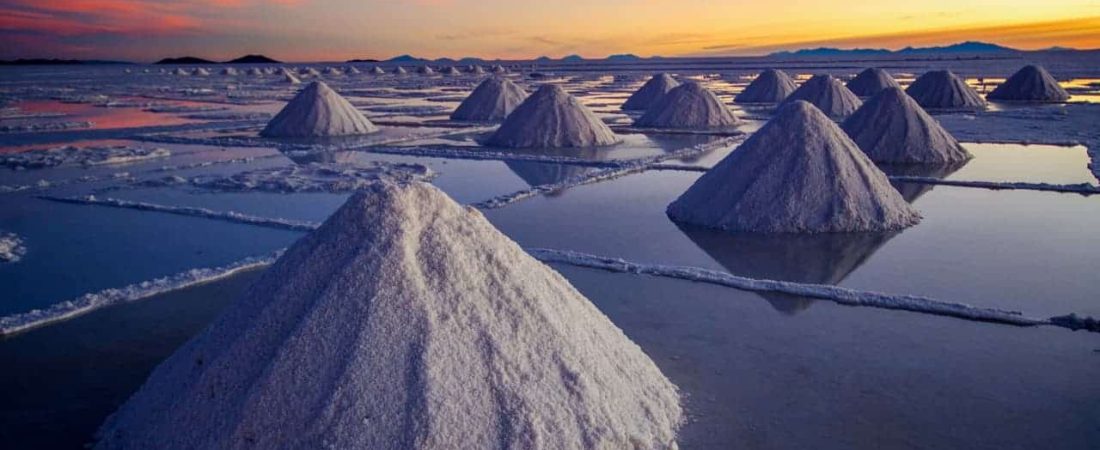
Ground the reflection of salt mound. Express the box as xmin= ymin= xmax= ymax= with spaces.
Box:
xmin=621 ymin=73 xmax=680 ymax=111
xmin=634 ymin=82 xmax=739 ymax=130
xmin=261 ymin=81 xmax=378 ymax=137
xmin=905 ymin=70 xmax=985 ymax=109
xmin=987 ymin=65 xmax=1069 ymax=102
xmin=505 ymin=154 xmax=595 ymax=189
xmin=667 ymin=101 xmax=919 ymax=233
xmin=450 ymin=76 xmax=528 ymax=122
xmin=845 ymin=68 xmax=900 ymax=97
xmin=678 ymin=223 xmax=895 ymax=314
xmin=487 ymin=84 xmax=620 ymax=148
xmin=780 ymin=75 xmax=862 ymax=118
xmin=878 ymin=159 xmax=970 ymax=203
xmin=392 ymin=66 xmax=407 ymax=75
xmin=96 ymin=181 xmax=682 ymax=450
xmin=735 ymin=69 xmax=797 ymax=103
xmin=417 ymin=65 xmax=435 ymax=75
xmin=369 ymin=66 xmax=385 ymax=74
xmin=842 ymin=87 xmax=972 ymax=164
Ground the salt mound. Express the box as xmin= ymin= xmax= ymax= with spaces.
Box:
xmin=173 ymin=68 xmax=189 ymax=76
xmin=443 ymin=66 xmax=461 ymax=76
xmin=845 ymin=68 xmax=900 ymax=97
xmin=247 ymin=67 xmax=264 ymax=76
xmin=260 ymin=81 xmax=378 ymax=137
xmin=322 ymin=67 xmax=341 ymax=76
xmin=282 ymin=71 xmax=301 ymax=85
xmin=621 ymin=73 xmax=680 ymax=111
xmin=417 ymin=65 xmax=435 ymax=75
xmin=905 ymin=70 xmax=985 ymax=109
xmin=392 ymin=66 xmax=407 ymax=75
xmin=220 ymin=67 xmax=238 ymax=76
xmin=734 ymin=69 xmax=798 ymax=103
xmin=492 ymin=64 xmax=507 ymax=73
xmin=667 ymin=100 xmax=919 ymax=233
xmin=193 ymin=68 xmax=211 ymax=76
xmin=450 ymin=76 xmax=528 ymax=122
xmin=780 ymin=75 xmax=862 ymax=118
xmin=486 ymin=84 xmax=620 ymax=148
xmin=370 ymin=66 xmax=385 ymax=75
xmin=299 ymin=67 xmax=320 ymax=77
xmin=987 ymin=65 xmax=1069 ymax=102
xmin=842 ymin=87 xmax=972 ymax=164
xmin=95 ymin=181 xmax=682 ymax=450
xmin=469 ymin=65 xmax=486 ymax=74
xmin=634 ymin=81 xmax=739 ymax=130
xmin=345 ymin=66 xmax=361 ymax=75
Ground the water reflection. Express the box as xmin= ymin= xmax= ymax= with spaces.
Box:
xmin=277 ymin=147 xmax=358 ymax=165
xmin=504 ymin=161 xmax=593 ymax=194
xmin=677 ymin=223 xmax=898 ymax=315
xmin=878 ymin=160 xmax=970 ymax=203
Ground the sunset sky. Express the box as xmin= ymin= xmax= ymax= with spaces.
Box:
xmin=1 ymin=0 xmax=1098 ymax=61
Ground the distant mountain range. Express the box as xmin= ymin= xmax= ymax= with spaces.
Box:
xmin=155 ymin=55 xmax=282 ymax=64
xmin=769 ymin=41 xmax=1019 ymax=57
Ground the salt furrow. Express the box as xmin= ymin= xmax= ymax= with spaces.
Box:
xmin=39 ymin=195 xmax=321 ymax=232
xmin=150 ymin=154 xmax=282 ymax=172
xmin=527 ymin=248 xmax=1080 ymax=330
xmin=0 ymin=172 xmax=135 ymax=194
xmin=888 ymin=176 xmax=1100 ymax=195
xmin=646 ymin=164 xmax=1100 ymax=195
xmin=0 ymin=121 xmax=93 ymax=133
xmin=364 ymin=145 xmax=616 ymax=167
xmin=473 ymin=136 xmax=743 ymax=209
xmin=0 ymin=251 xmax=281 ymax=337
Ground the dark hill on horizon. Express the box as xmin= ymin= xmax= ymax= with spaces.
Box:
xmin=225 ymin=54 xmax=280 ymax=64
xmin=156 ymin=55 xmax=281 ymax=65
xmin=769 ymin=41 xmax=1021 ymax=57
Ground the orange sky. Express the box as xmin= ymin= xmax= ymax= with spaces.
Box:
xmin=0 ymin=0 xmax=1097 ymax=61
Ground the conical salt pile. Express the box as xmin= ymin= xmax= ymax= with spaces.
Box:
xmin=845 ymin=68 xmax=900 ymax=97
xmin=247 ymin=67 xmax=264 ymax=76
xmin=260 ymin=81 xmax=377 ymax=137
xmin=417 ymin=65 xmax=435 ymax=75
xmin=780 ymin=75 xmax=862 ymax=118
xmin=221 ymin=67 xmax=238 ymax=76
xmin=173 ymin=68 xmax=189 ymax=76
xmin=282 ymin=70 xmax=301 ymax=85
xmin=443 ymin=66 xmax=461 ymax=76
xmin=621 ymin=73 xmax=680 ymax=111
xmin=667 ymin=101 xmax=920 ymax=233
xmin=905 ymin=70 xmax=985 ymax=109
xmin=842 ymin=87 xmax=972 ymax=164
xmin=492 ymin=64 xmax=507 ymax=74
xmin=987 ymin=65 xmax=1069 ymax=102
xmin=486 ymin=84 xmax=620 ymax=148
xmin=469 ymin=65 xmax=486 ymax=74
xmin=735 ymin=69 xmax=798 ymax=103
xmin=95 ymin=181 xmax=682 ymax=450
xmin=193 ymin=68 xmax=211 ymax=76
xmin=345 ymin=66 xmax=361 ymax=75
xmin=322 ymin=67 xmax=341 ymax=76
xmin=370 ymin=66 xmax=385 ymax=75
xmin=300 ymin=67 xmax=320 ymax=77
xmin=634 ymin=82 xmax=739 ymax=130
xmin=450 ymin=76 xmax=528 ymax=122
xmin=392 ymin=66 xmax=407 ymax=75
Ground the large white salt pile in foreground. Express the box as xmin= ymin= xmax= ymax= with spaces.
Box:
xmin=260 ymin=81 xmax=377 ymax=137
xmin=845 ymin=68 xmax=900 ymax=97
xmin=735 ymin=69 xmax=798 ymax=103
xmin=95 ymin=181 xmax=682 ymax=450
xmin=634 ymin=81 xmax=740 ymax=130
xmin=780 ymin=75 xmax=862 ymax=118
xmin=905 ymin=70 xmax=985 ymax=109
xmin=987 ymin=65 xmax=1069 ymax=102
xmin=621 ymin=73 xmax=680 ymax=111
xmin=842 ymin=87 xmax=972 ymax=164
xmin=486 ymin=84 xmax=620 ymax=148
xmin=450 ymin=76 xmax=528 ymax=122
xmin=667 ymin=101 xmax=920 ymax=233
